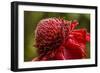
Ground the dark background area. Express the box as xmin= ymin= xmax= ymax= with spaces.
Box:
xmin=24 ymin=11 xmax=90 ymax=62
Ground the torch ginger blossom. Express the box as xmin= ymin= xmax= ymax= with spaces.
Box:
xmin=32 ymin=18 xmax=90 ymax=61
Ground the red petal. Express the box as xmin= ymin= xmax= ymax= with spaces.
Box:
xmin=86 ymin=33 xmax=90 ymax=42
xmin=71 ymin=29 xmax=87 ymax=44
xmin=53 ymin=46 xmax=66 ymax=60
xmin=69 ymin=20 xmax=79 ymax=31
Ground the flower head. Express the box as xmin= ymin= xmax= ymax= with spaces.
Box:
xmin=32 ymin=18 xmax=90 ymax=61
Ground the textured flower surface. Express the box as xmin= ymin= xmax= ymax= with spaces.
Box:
xmin=32 ymin=18 xmax=90 ymax=61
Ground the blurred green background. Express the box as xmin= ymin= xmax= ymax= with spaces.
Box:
xmin=24 ymin=11 xmax=90 ymax=62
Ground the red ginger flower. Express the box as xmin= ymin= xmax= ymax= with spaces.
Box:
xmin=32 ymin=18 xmax=90 ymax=61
